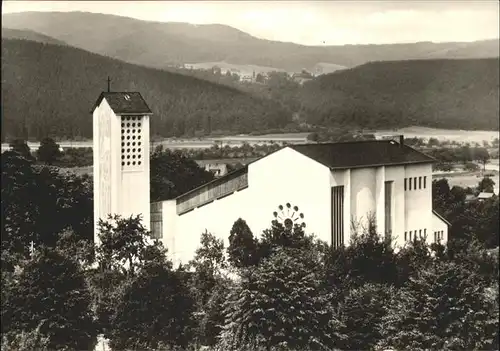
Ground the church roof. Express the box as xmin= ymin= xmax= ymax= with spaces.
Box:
xmin=91 ymin=92 xmax=153 ymax=115
xmin=290 ymin=140 xmax=434 ymax=169
xmin=172 ymin=139 xmax=434 ymax=203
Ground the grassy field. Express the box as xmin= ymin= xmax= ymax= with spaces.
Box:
xmin=374 ymin=126 xmax=498 ymax=143
xmin=2 ymin=127 xmax=498 ymax=152
xmin=433 ymin=170 xmax=499 ymax=194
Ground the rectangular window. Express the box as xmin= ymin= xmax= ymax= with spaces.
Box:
xmin=409 ymin=230 xmax=412 ymax=240
xmin=331 ymin=186 xmax=344 ymax=248
xmin=404 ymin=231 xmax=407 ymax=241
xmin=419 ymin=176 xmax=422 ymax=189
xmin=384 ymin=181 xmax=393 ymax=239
xmin=413 ymin=177 xmax=417 ymax=190
xmin=423 ymin=176 xmax=427 ymax=189
xmin=404 ymin=178 xmax=407 ymax=191
xmin=150 ymin=202 xmax=163 ymax=239
xmin=419 ymin=229 xmax=422 ymax=238
xmin=409 ymin=178 xmax=412 ymax=190
xmin=424 ymin=229 xmax=427 ymax=239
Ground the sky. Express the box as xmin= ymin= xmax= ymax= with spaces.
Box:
xmin=2 ymin=1 xmax=499 ymax=46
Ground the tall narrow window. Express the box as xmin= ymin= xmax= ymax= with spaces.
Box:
xmin=419 ymin=176 xmax=422 ymax=189
xmin=404 ymin=178 xmax=407 ymax=191
xmin=409 ymin=178 xmax=412 ymax=190
xmin=413 ymin=177 xmax=417 ymax=190
xmin=150 ymin=202 xmax=163 ymax=239
xmin=384 ymin=181 xmax=393 ymax=239
xmin=404 ymin=231 xmax=408 ymax=241
xmin=423 ymin=176 xmax=427 ymax=189
xmin=419 ymin=229 xmax=422 ymax=238
xmin=331 ymin=186 xmax=344 ymax=248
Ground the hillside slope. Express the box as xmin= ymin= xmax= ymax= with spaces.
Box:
xmin=1 ymin=39 xmax=292 ymax=140
xmin=1 ymin=27 xmax=67 ymax=46
xmin=300 ymin=58 xmax=500 ymax=131
xmin=2 ymin=12 xmax=498 ymax=72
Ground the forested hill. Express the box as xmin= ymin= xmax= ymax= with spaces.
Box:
xmin=300 ymin=58 xmax=500 ymax=131
xmin=1 ymin=39 xmax=292 ymax=140
xmin=2 ymin=11 xmax=498 ymax=72
xmin=1 ymin=28 xmax=67 ymax=46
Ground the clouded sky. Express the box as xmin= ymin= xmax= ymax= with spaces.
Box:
xmin=2 ymin=1 xmax=499 ymax=45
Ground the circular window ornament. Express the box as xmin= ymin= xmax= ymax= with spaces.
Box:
xmin=273 ymin=203 xmax=305 ymax=229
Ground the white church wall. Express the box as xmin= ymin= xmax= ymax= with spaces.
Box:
xmin=404 ymin=163 xmax=433 ymax=243
xmin=247 ymin=147 xmax=332 ymax=243
xmin=160 ymin=200 xmax=179 ymax=263
xmin=166 ymin=188 xmax=251 ymax=265
xmin=432 ymin=212 xmax=449 ymax=245
xmin=162 ymin=147 xmax=332 ymax=265
xmin=93 ymin=98 xmax=114 ymax=244
xmin=350 ymin=167 xmax=377 ymax=230
xmin=385 ymin=165 xmax=406 ymax=246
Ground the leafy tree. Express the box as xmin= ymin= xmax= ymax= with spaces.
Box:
xmin=31 ymin=166 xmax=93 ymax=247
xmin=337 ymin=283 xmax=397 ymax=350
xmin=198 ymin=278 xmax=230 ymax=347
xmin=1 ymin=322 xmax=51 ymax=351
xmin=395 ymin=237 xmax=438 ymax=284
xmin=219 ymin=247 xmax=345 ymax=350
xmin=108 ymin=254 xmax=195 ymax=350
xmin=1 ymin=151 xmax=39 ymax=258
xmin=8 ymin=139 xmax=33 ymax=160
xmin=307 ymin=132 xmax=319 ymax=142
xmin=150 ymin=146 xmax=214 ymax=201
xmin=188 ymin=231 xmax=228 ymax=346
xmin=56 ymin=229 xmax=95 ymax=269
xmin=5 ymin=247 xmax=97 ymax=350
xmin=95 ymin=214 xmax=153 ymax=276
xmin=259 ymin=219 xmax=314 ymax=258
xmin=227 ymin=218 xmax=259 ymax=268
xmin=344 ymin=218 xmax=398 ymax=287
xmin=36 ymin=137 xmax=61 ymax=165
xmin=446 ymin=239 xmax=499 ymax=285
xmin=2 ymin=152 xmax=93 ymax=257
xmin=378 ymin=261 xmax=498 ymax=351
xmin=475 ymin=147 xmax=490 ymax=172
xmin=478 ymin=176 xmax=495 ymax=193
xmin=92 ymin=215 xmax=187 ymax=344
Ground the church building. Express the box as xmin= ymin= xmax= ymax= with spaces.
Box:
xmin=92 ymin=92 xmax=449 ymax=265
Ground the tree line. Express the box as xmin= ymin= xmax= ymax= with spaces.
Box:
xmin=1 ymin=147 xmax=499 ymax=350
xmin=8 ymin=136 xmax=497 ymax=176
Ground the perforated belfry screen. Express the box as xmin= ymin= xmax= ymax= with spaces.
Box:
xmin=121 ymin=116 xmax=143 ymax=169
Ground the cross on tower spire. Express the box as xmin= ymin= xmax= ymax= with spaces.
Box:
xmin=107 ymin=76 xmax=111 ymax=92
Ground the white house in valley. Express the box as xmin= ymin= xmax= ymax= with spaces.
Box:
xmin=92 ymin=92 xmax=450 ymax=265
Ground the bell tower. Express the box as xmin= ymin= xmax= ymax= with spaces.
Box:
xmin=91 ymin=90 xmax=153 ymax=244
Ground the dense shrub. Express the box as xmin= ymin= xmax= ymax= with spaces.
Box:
xmin=219 ymin=247 xmax=345 ymax=351
xmin=108 ymin=265 xmax=195 ymax=350
xmin=4 ymin=248 xmax=97 ymax=350
xmin=338 ymin=283 xmax=397 ymax=350
xmin=378 ymin=261 xmax=498 ymax=351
